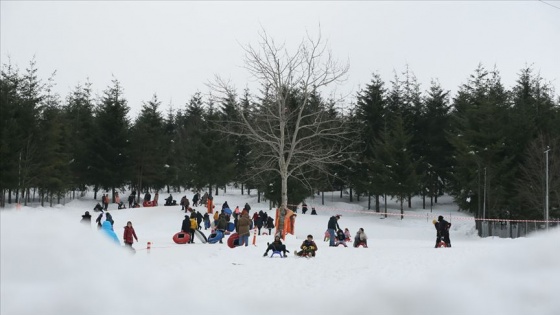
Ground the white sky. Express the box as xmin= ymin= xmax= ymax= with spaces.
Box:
xmin=1 ymin=1 xmax=559 ymax=118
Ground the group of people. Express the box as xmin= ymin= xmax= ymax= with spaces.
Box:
xmin=84 ymin=194 xmax=453 ymax=255
xmin=81 ymin=210 xmax=139 ymax=250
xmin=262 ymin=234 xmax=318 ymax=258
xmin=325 ymin=214 xmax=369 ymax=248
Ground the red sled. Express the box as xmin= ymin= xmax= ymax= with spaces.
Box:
xmin=227 ymin=233 xmax=240 ymax=248
xmin=143 ymin=200 xmax=158 ymax=207
xmin=173 ymin=231 xmax=191 ymax=244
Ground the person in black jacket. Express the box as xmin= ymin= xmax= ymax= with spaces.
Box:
xmin=436 ymin=215 xmax=452 ymax=247
xmin=181 ymin=215 xmax=191 ymax=233
xmin=327 ymin=215 xmax=341 ymax=247
xmin=301 ymin=202 xmax=308 ymax=214
xmin=81 ymin=211 xmax=91 ymax=225
xmin=265 ymin=216 xmax=274 ymax=235
xmin=262 ymin=235 xmax=289 ymax=257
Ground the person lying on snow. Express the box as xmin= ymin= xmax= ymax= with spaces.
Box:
xmin=263 ymin=235 xmax=289 ymax=257
xmin=93 ymin=203 xmax=103 ymax=212
xmin=296 ymin=235 xmax=318 ymax=257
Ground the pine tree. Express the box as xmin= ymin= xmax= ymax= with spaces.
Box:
xmin=352 ymin=73 xmax=388 ymax=211
xmin=91 ymin=78 xmax=131 ymax=201
xmin=64 ymin=81 xmax=96 ymax=194
xmin=129 ymin=94 xmax=166 ymax=195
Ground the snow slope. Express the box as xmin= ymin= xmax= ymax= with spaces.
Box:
xmin=1 ymin=188 xmax=558 ymax=315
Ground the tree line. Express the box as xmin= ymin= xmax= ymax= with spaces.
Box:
xmin=1 ymin=59 xmax=559 ymax=221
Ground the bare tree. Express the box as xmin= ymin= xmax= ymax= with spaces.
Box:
xmin=516 ymin=135 xmax=560 ymax=219
xmin=210 ymin=30 xmax=352 ymax=236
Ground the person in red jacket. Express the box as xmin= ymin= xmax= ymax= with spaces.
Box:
xmin=123 ymin=221 xmax=138 ymax=248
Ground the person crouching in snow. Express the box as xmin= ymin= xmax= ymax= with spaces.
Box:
xmin=353 ymin=228 xmax=368 ymax=248
xmin=296 ymin=235 xmax=318 ymax=257
xmin=123 ymin=221 xmax=138 ymax=248
xmin=263 ymin=235 xmax=289 ymax=257
xmin=335 ymin=229 xmax=348 ymax=247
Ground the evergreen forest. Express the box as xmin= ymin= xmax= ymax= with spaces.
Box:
xmin=1 ymin=60 xmax=559 ymax=222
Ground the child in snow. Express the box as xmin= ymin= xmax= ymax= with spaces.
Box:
xmin=344 ymin=228 xmax=352 ymax=241
xmin=296 ymin=235 xmax=318 ymax=257
xmin=353 ymin=228 xmax=368 ymax=248
xmin=123 ymin=221 xmax=138 ymax=248
xmin=335 ymin=229 xmax=348 ymax=247
xmin=263 ymin=235 xmax=289 ymax=257
xmin=324 ymin=229 xmax=330 ymax=242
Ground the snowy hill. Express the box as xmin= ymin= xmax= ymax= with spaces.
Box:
xmin=1 ymin=188 xmax=559 ymax=315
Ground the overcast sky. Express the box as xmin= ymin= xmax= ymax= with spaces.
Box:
xmin=2 ymin=1 xmax=559 ymax=118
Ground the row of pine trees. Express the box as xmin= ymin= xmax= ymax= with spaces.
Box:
xmin=1 ymin=60 xmax=559 ymax=221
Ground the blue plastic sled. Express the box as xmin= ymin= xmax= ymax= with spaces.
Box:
xmin=227 ymin=222 xmax=235 ymax=232
xmin=208 ymin=230 xmax=224 ymax=244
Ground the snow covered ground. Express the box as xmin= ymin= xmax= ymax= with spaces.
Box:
xmin=1 ymin=188 xmax=559 ymax=315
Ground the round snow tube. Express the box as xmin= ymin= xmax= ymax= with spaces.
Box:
xmin=227 ymin=233 xmax=240 ymax=248
xmin=227 ymin=222 xmax=235 ymax=232
xmin=207 ymin=230 xmax=224 ymax=244
xmin=173 ymin=231 xmax=191 ymax=244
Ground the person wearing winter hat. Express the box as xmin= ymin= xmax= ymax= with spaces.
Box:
xmin=123 ymin=221 xmax=138 ymax=248
xmin=81 ymin=211 xmax=91 ymax=225
xmin=263 ymin=235 xmax=289 ymax=257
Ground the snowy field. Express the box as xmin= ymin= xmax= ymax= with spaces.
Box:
xmin=1 ymin=188 xmax=559 ymax=315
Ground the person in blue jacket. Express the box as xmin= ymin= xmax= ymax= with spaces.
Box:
xmin=101 ymin=220 xmax=120 ymax=245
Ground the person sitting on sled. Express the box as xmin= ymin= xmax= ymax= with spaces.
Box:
xmin=335 ymin=229 xmax=348 ymax=247
xmin=344 ymin=228 xmax=352 ymax=241
xmin=353 ymin=228 xmax=368 ymax=248
xmin=263 ymin=235 xmax=289 ymax=257
xmin=296 ymin=235 xmax=318 ymax=257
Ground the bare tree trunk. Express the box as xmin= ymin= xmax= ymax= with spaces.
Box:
xmin=241 ymin=183 xmax=244 ymax=195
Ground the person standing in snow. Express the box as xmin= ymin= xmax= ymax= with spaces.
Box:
xmin=105 ymin=212 xmax=114 ymax=226
xmin=436 ymin=216 xmax=452 ymax=247
xmin=237 ymin=209 xmax=251 ymax=246
xmin=265 ymin=216 xmax=274 ymax=235
xmin=128 ymin=194 xmax=135 ymax=208
xmin=203 ymin=212 xmax=210 ymax=230
xmin=327 ymin=215 xmax=341 ymax=247
xmin=192 ymin=192 xmax=200 ymax=207
xmin=123 ymin=221 xmax=138 ymax=248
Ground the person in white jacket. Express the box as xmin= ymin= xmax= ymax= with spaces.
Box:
xmin=353 ymin=228 xmax=368 ymax=248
